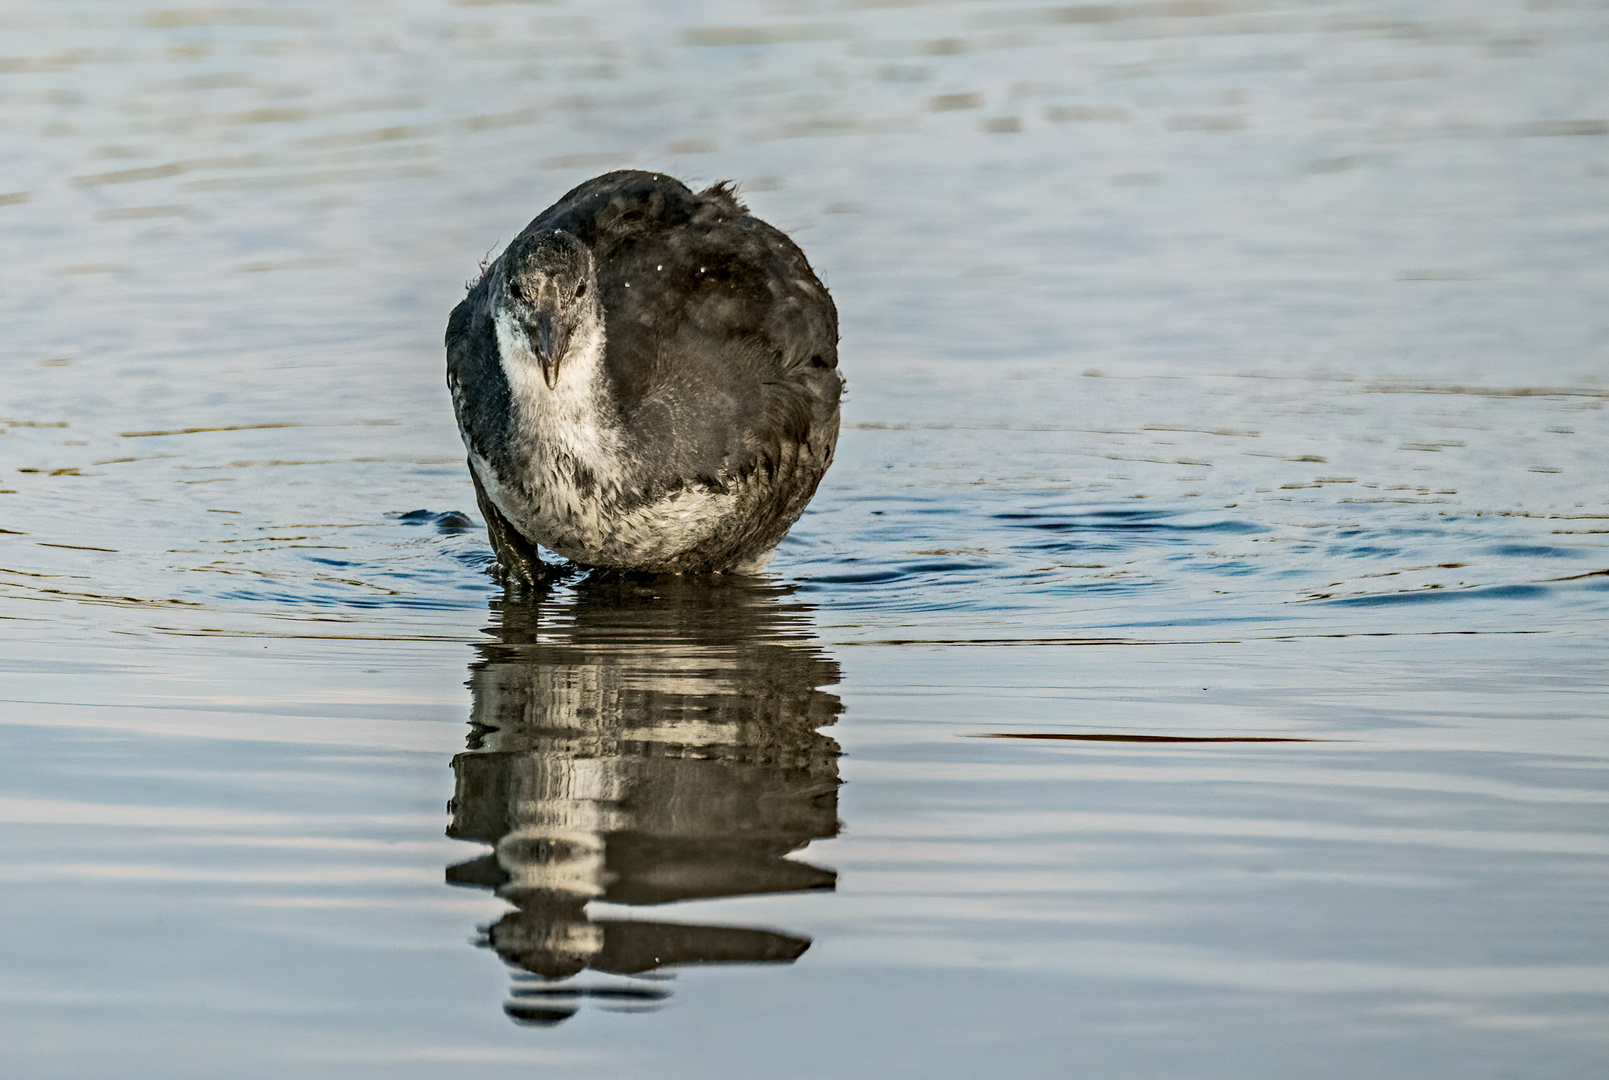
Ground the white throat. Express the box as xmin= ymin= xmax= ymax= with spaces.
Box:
xmin=492 ymin=306 xmax=621 ymax=485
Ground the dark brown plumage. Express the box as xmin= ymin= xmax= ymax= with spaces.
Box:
xmin=446 ymin=171 xmax=841 ymax=581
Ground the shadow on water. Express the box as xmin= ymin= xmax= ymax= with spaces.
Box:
xmin=444 ymin=574 xmax=843 ymax=1026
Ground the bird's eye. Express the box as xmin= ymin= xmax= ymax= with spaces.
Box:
xmin=573 ymin=282 xmax=586 ymax=300
xmin=508 ymin=279 xmax=527 ymax=302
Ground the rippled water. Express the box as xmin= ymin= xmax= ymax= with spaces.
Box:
xmin=3 ymin=0 xmax=1607 ymax=1076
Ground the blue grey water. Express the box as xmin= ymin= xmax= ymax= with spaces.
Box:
xmin=2 ymin=0 xmax=1607 ymax=1076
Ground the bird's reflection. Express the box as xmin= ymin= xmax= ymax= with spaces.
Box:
xmin=446 ymin=575 xmax=843 ymax=1025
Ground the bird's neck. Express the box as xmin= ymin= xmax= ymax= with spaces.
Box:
xmin=493 ymin=309 xmax=626 ymax=489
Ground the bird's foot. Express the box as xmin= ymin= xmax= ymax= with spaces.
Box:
xmin=490 ymin=550 xmax=571 ymax=593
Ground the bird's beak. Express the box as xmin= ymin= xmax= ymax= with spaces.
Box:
xmin=533 ymin=312 xmax=570 ymax=390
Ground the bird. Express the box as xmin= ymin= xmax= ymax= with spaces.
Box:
xmin=446 ymin=170 xmax=842 ymax=583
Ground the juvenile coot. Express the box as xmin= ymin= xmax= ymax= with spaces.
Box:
xmin=446 ymin=171 xmax=841 ymax=582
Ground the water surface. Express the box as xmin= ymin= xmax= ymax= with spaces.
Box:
xmin=2 ymin=0 xmax=1607 ymax=1076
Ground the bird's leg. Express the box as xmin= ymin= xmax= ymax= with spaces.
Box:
xmin=470 ymin=464 xmax=549 ymax=590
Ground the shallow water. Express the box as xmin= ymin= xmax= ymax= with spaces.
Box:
xmin=3 ymin=0 xmax=1608 ymax=1076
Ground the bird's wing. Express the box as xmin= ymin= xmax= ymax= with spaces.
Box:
xmin=586 ymin=187 xmax=841 ymax=500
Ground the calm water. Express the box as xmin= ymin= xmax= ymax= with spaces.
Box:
xmin=3 ymin=0 xmax=1608 ymax=1076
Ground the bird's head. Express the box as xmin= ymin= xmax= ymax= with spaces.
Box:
xmin=497 ymin=230 xmax=599 ymax=390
